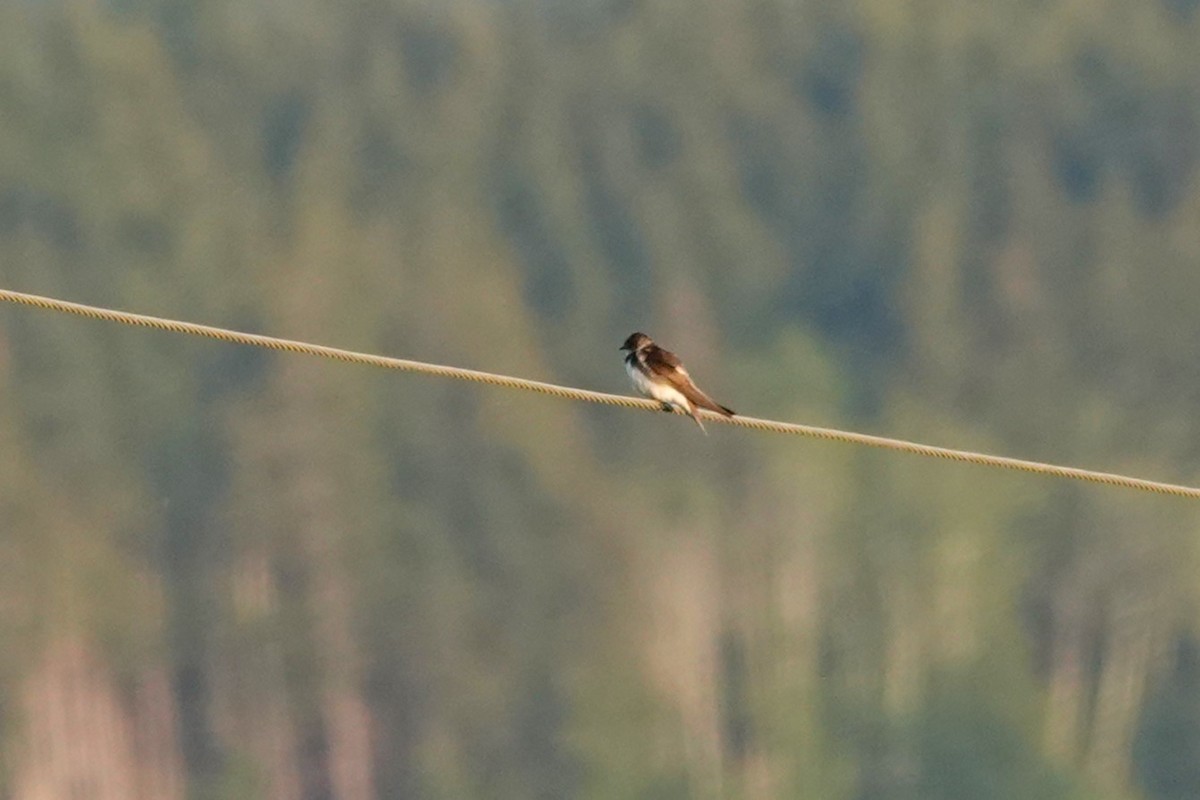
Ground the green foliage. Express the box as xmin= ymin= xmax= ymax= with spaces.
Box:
xmin=0 ymin=0 xmax=1198 ymax=798
xmin=909 ymin=685 xmax=1083 ymax=800
xmin=1135 ymin=640 xmax=1200 ymax=800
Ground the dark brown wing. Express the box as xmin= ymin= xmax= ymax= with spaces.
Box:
xmin=643 ymin=344 xmax=682 ymax=370
xmin=644 ymin=345 xmax=735 ymax=417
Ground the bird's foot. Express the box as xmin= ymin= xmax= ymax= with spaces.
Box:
xmin=660 ymin=402 xmax=674 ymax=413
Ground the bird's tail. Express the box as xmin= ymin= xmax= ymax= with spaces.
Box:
xmin=689 ymin=407 xmax=708 ymax=435
xmin=691 ymin=392 xmax=735 ymax=418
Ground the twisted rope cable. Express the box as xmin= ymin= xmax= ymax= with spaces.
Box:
xmin=2 ymin=287 xmax=1198 ymax=499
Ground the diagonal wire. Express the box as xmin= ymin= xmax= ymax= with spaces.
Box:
xmin=2 ymin=286 xmax=1198 ymax=499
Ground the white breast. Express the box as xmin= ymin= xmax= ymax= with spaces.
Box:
xmin=626 ymin=358 xmax=691 ymax=411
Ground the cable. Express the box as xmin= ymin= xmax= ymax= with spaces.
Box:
xmin=1 ymin=286 xmax=1197 ymax=499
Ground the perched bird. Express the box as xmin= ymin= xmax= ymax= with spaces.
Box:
xmin=620 ymin=332 xmax=735 ymax=433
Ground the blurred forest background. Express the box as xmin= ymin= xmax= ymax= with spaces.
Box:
xmin=2 ymin=0 xmax=1200 ymax=798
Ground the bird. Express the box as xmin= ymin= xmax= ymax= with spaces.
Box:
xmin=620 ymin=332 xmax=735 ymax=433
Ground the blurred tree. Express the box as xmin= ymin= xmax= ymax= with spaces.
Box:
xmin=0 ymin=0 xmax=1198 ymax=798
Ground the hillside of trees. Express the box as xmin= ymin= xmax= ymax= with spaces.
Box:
xmin=1 ymin=0 xmax=1199 ymax=798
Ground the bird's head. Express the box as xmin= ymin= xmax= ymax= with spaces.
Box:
xmin=620 ymin=332 xmax=652 ymax=351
